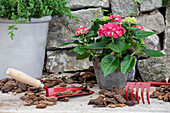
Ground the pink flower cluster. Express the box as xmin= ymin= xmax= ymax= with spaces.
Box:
xmin=107 ymin=15 xmax=123 ymax=22
xmin=98 ymin=22 xmax=126 ymax=38
xmin=132 ymin=25 xmax=144 ymax=31
xmin=76 ymin=26 xmax=89 ymax=36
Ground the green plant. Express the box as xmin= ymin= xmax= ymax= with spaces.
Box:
xmin=0 ymin=0 xmax=77 ymax=40
xmin=58 ymin=15 xmax=165 ymax=77
xmin=134 ymin=0 xmax=140 ymax=3
xmin=162 ymin=0 xmax=169 ymax=6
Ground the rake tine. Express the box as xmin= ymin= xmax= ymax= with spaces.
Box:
xmin=146 ymin=87 xmax=150 ymax=104
xmin=130 ymin=86 xmax=134 ymax=100
xmin=141 ymin=82 xmax=151 ymax=104
xmin=135 ymin=87 xmax=139 ymax=104
xmin=145 ymin=83 xmax=151 ymax=104
xmin=141 ymin=87 xmax=145 ymax=104
xmin=125 ymin=83 xmax=129 ymax=101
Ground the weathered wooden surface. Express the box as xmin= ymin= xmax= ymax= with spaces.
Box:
xmin=0 ymin=86 xmax=169 ymax=113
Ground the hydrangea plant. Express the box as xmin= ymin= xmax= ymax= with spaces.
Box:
xmin=58 ymin=15 xmax=165 ymax=77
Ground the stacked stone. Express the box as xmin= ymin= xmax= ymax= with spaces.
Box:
xmin=165 ymin=7 xmax=170 ymax=79
xmin=45 ymin=0 xmax=169 ymax=82
xmin=137 ymin=1 xmax=168 ymax=82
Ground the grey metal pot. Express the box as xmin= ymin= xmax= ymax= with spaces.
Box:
xmin=93 ymin=56 xmax=136 ymax=89
xmin=0 ymin=16 xmax=52 ymax=79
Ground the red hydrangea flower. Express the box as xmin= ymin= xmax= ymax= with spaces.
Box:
xmin=107 ymin=15 xmax=123 ymax=22
xmin=76 ymin=26 xmax=89 ymax=36
xmin=132 ymin=25 xmax=144 ymax=31
xmin=97 ymin=22 xmax=126 ymax=38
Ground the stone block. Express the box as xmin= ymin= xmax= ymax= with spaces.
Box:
xmin=45 ymin=50 xmax=92 ymax=73
xmin=137 ymin=57 xmax=166 ymax=82
xmin=140 ymin=0 xmax=162 ymax=12
xmin=46 ymin=8 xmax=103 ymax=49
xmin=166 ymin=7 xmax=170 ymax=27
xmin=67 ymin=0 xmax=109 ymax=9
xmin=164 ymin=27 xmax=170 ymax=77
xmin=47 ymin=16 xmax=75 ymax=49
xmin=110 ymin=0 xmax=139 ymax=17
xmin=142 ymin=27 xmax=159 ymax=50
xmin=164 ymin=7 xmax=170 ymax=78
xmin=164 ymin=27 xmax=170 ymax=51
xmin=136 ymin=10 xmax=165 ymax=34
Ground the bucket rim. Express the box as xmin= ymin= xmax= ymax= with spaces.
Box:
xmin=0 ymin=16 xmax=52 ymax=24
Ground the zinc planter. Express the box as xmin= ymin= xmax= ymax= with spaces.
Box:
xmin=93 ymin=57 xmax=136 ymax=89
xmin=0 ymin=16 xmax=52 ymax=79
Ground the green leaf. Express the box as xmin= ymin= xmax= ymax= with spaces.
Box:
xmin=109 ymin=42 xmax=121 ymax=53
xmin=14 ymin=27 xmax=18 ymax=30
xmin=109 ymin=41 xmax=131 ymax=53
xmin=96 ymin=38 xmax=102 ymax=43
xmin=137 ymin=43 xmax=146 ymax=50
xmin=86 ymin=43 xmax=107 ymax=49
xmin=143 ymin=49 xmax=165 ymax=57
xmin=90 ymin=23 xmax=100 ymax=36
xmin=89 ymin=55 xmax=93 ymax=61
xmin=76 ymin=52 xmax=91 ymax=60
xmin=140 ymin=40 xmax=145 ymax=44
xmin=72 ymin=35 xmax=79 ymax=38
xmin=86 ymin=37 xmax=93 ymax=44
xmin=130 ymin=27 xmax=138 ymax=31
xmin=135 ymin=0 xmax=141 ymax=3
xmin=56 ymin=40 xmax=81 ymax=48
xmin=93 ymin=18 xmax=115 ymax=25
xmin=74 ymin=46 xmax=87 ymax=54
xmin=8 ymin=25 xmax=13 ymax=30
xmin=135 ymin=51 xmax=144 ymax=57
xmin=133 ymin=30 xmax=155 ymax=39
xmin=85 ymin=30 xmax=95 ymax=37
xmin=101 ymin=35 xmax=110 ymax=42
xmin=102 ymin=9 xmax=109 ymax=12
xmin=101 ymin=55 xmax=119 ymax=77
xmin=68 ymin=49 xmax=74 ymax=53
xmin=127 ymin=39 xmax=137 ymax=49
xmin=130 ymin=10 xmax=135 ymax=14
xmin=116 ymin=41 xmax=131 ymax=51
xmin=121 ymin=56 xmax=135 ymax=74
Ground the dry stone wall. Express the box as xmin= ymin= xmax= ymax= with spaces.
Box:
xmin=45 ymin=0 xmax=170 ymax=82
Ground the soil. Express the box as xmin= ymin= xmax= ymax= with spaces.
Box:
xmin=88 ymin=88 xmax=137 ymax=108
xmin=58 ymin=97 xmax=70 ymax=102
xmin=20 ymin=91 xmax=57 ymax=108
xmin=150 ymin=86 xmax=170 ymax=102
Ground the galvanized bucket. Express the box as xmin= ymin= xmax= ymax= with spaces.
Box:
xmin=0 ymin=16 xmax=52 ymax=79
xmin=93 ymin=56 xmax=136 ymax=89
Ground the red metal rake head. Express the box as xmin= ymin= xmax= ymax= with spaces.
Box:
xmin=125 ymin=82 xmax=151 ymax=104
xmin=125 ymin=82 xmax=170 ymax=104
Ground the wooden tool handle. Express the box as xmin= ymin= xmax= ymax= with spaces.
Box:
xmin=6 ymin=68 xmax=41 ymax=88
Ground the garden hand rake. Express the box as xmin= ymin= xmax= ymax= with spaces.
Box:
xmin=125 ymin=82 xmax=170 ymax=104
